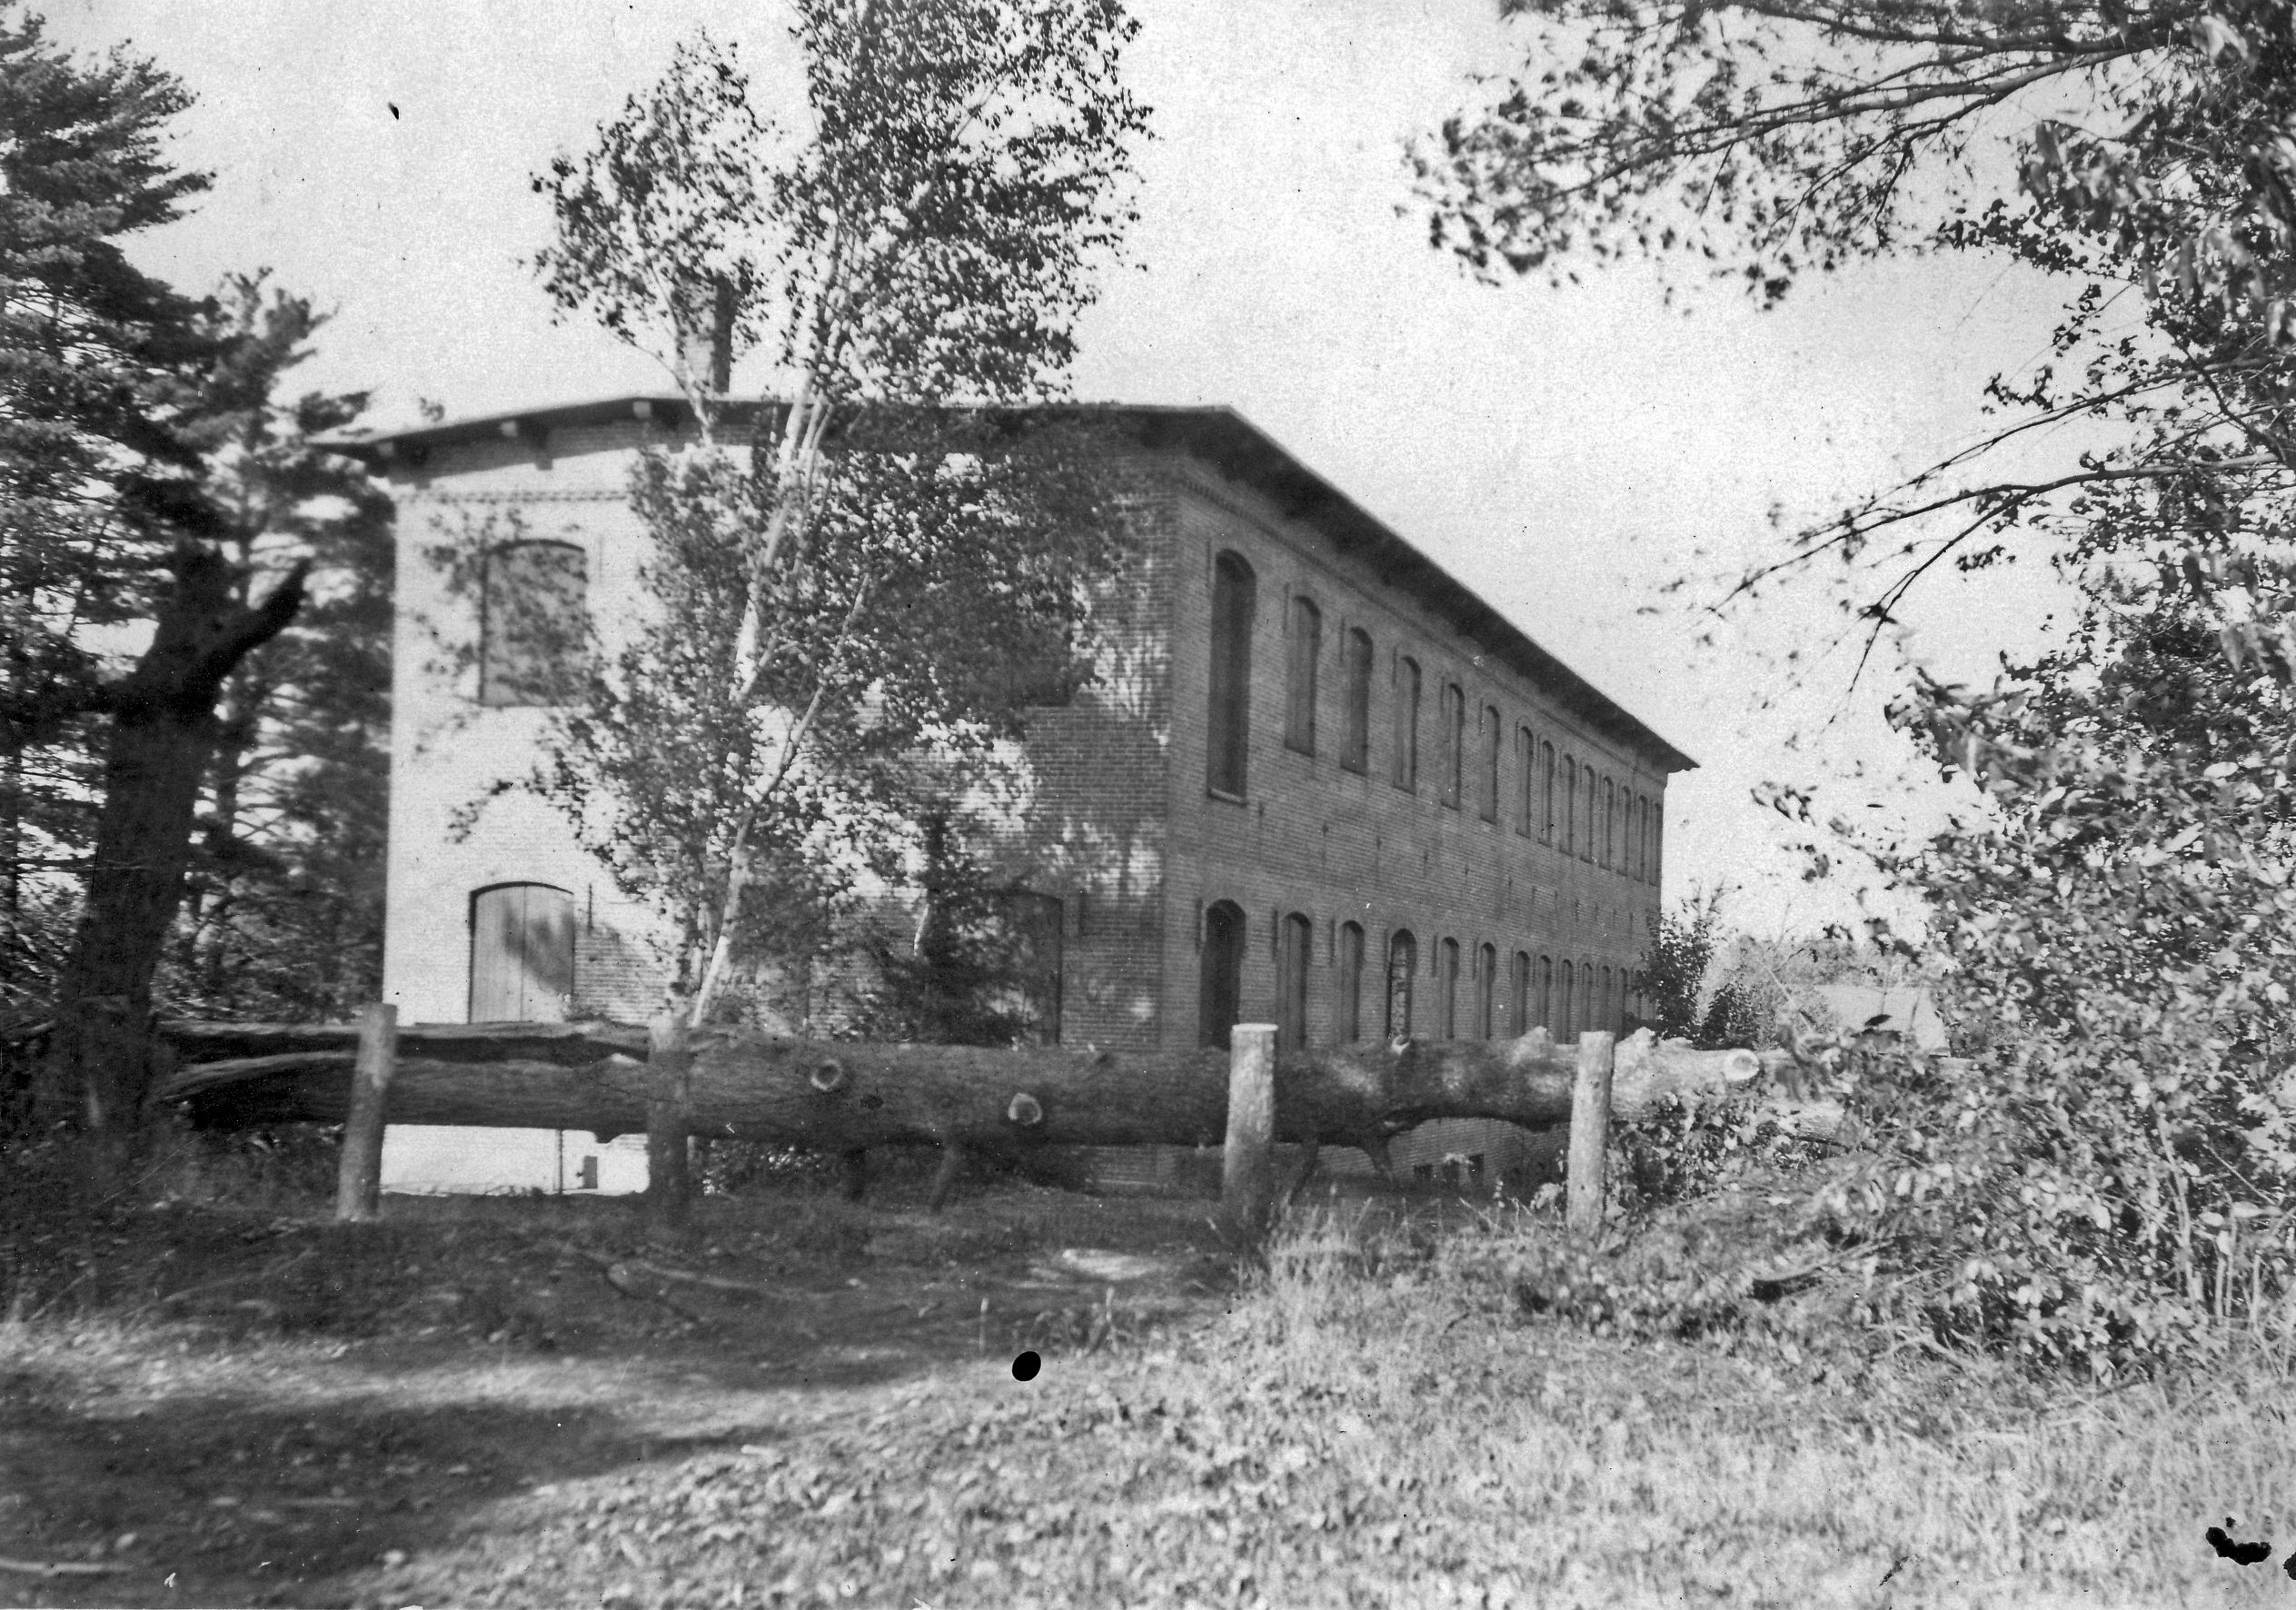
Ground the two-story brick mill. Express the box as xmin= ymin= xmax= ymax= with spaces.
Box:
xmin=338 ymin=396 xmax=1694 ymax=1194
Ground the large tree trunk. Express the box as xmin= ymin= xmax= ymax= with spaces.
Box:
xmin=152 ymin=1020 xmax=1834 ymax=1154
xmin=36 ymin=545 xmax=304 ymax=1171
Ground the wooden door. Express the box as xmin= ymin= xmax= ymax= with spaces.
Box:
xmin=469 ymin=883 xmax=574 ymax=1022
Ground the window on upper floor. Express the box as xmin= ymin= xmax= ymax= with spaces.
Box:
xmin=1601 ymin=777 xmax=1615 ymax=870
xmin=1285 ymin=595 xmax=1320 ymax=756
xmin=1392 ymin=657 xmax=1421 ymax=792
xmin=1581 ymin=768 xmax=1597 ymax=861
xmin=1562 ymin=756 xmax=1577 ymax=856
xmin=1340 ymin=628 xmax=1373 ymax=773
xmin=1481 ymin=706 xmax=1501 ymax=822
xmin=1438 ymin=683 xmax=1466 ymax=808
xmin=1651 ymin=800 xmax=1664 ymax=886
xmin=1515 ymin=729 xmax=1536 ymax=837
xmin=1540 ymin=740 xmax=1556 ymax=843
xmin=1207 ymin=552 xmax=1256 ymax=798
xmin=480 ymin=541 xmax=589 ymax=708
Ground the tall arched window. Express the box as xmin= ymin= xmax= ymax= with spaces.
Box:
xmin=1199 ymin=899 xmax=1247 ymax=1048
xmin=1481 ymin=706 xmax=1502 ymax=822
xmin=1601 ymin=965 xmax=1615 ymax=1035
xmin=481 ymin=541 xmax=589 ymax=708
xmin=1626 ymin=792 xmax=1642 ymax=883
xmin=1278 ymin=912 xmax=1313 ymax=1055
xmin=1538 ymin=954 xmax=1555 ymax=1030
xmin=1438 ymin=938 xmax=1461 ymax=1037
xmin=1509 ymin=950 xmax=1531 ymax=1036
xmin=1541 ymin=741 xmax=1556 ymax=843
xmin=1207 ymin=553 xmax=1256 ymax=797
xmin=1285 ymin=596 xmax=1320 ymax=755
xmin=1581 ymin=769 xmax=1598 ymax=861
xmin=1439 ymin=683 xmax=1466 ymax=808
xmin=1602 ymin=777 xmax=1615 ymax=869
xmin=1340 ymin=628 xmax=1373 ymax=773
xmin=1385 ymin=929 xmax=1417 ymax=1039
xmin=1337 ymin=920 xmax=1366 ymax=1041
xmin=469 ymin=882 xmax=574 ymax=1021
xmin=1516 ymin=728 xmax=1536 ymax=837
xmin=1476 ymin=942 xmax=1497 ymax=1038
xmin=1651 ymin=801 xmax=1664 ymax=886
xmin=1558 ymin=959 xmax=1575 ymax=1039
xmin=1392 ymin=658 xmax=1421 ymax=791
xmin=1562 ymin=757 xmax=1577 ymax=856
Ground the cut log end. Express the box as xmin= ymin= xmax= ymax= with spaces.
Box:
xmin=1007 ymin=1092 xmax=1043 ymax=1128
xmin=809 ymin=1058 xmax=846 ymax=1094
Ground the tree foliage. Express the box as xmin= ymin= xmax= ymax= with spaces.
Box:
xmin=1636 ymin=890 xmax=1722 ymax=1040
xmin=523 ymin=3 xmax=1149 ymax=1032
xmin=0 ymin=11 xmax=368 ymax=1158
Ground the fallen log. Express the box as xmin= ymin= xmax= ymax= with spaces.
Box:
xmin=153 ymin=1020 xmax=1804 ymax=1153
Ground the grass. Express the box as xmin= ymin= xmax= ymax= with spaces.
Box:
xmin=336 ymin=1202 xmax=2296 ymax=1610
xmin=5 ymin=1141 xmax=2293 ymax=1608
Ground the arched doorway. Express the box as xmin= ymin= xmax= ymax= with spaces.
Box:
xmin=1199 ymin=899 xmax=1247 ymax=1048
xmin=469 ymin=882 xmax=574 ymax=1021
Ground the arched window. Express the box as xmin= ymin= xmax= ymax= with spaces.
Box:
xmin=1439 ymin=683 xmax=1466 ymax=808
xmin=1601 ymin=964 xmax=1615 ymax=1036
xmin=469 ymin=882 xmax=574 ymax=1021
xmin=1558 ymin=959 xmax=1575 ymax=1039
xmin=1278 ymin=912 xmax=1313 ymax=1055
xmin=1651 ymin=801 xmax=1664 ymax=886
xmin=1337 ymin=920 xmax=1366 ymax=1041
xmin=1626 ymin=793 xmax=1642 ymax=882
xmin=1509 ymin=950 xmax=1531 ymax=1036
xmin=1285 ymin=596 xmax=1320 ymax=755
xmin=1392 ymin=658 xmax=1421 ymax=791
xmin=1540 ymin=741 xmax=1556 ymax=843
xmin=1481 ymin=706 xmax=1502 ymax=821
xmin=1207 ymin=554 xmax=1256 ymax=797
xmin=1475 ymin=942 xmax=1497 ymax=1038
xmin=1515 ymin=728 xmax=1536 ymax=837
xmin=1385 ymin=929 xmax=1417 ymax=1039
xmin=1438 ymin=937 xmax=1461 ymax=1037
xmin=481 ymin=541 xmax=588 ymax=708
xmin=1581 ymin=769 xmax=1598 ymax=861
xmin=1562 ymin=757 xmax=1577 ymax=856
xmin=1199 ymin=899 xmax=1247 ymax=1048
xmin=1602 ymin=777 xmax=1615 ymax=869
xmin=1538 ymin=954 xmax=1555 ymax=1029
xmin=1340 ymin=628 xmax=1373 ymax=773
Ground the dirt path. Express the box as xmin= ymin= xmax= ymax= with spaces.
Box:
xmin=0 ymin=1179 xmax=1239 ymax=1608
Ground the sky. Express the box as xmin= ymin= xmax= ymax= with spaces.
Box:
xmin=46 ymin=0 xmax=2092 ymax=940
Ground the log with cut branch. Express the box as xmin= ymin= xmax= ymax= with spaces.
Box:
xmin=153 ymin=1020 xmax=1844 ymax=1158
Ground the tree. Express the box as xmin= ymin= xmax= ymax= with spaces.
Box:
xmin=1413 ymin=0 xmax=2296 ymax=639
xmin=522 ymin=4 xmax=1149 ymax=1230
xmin=159 ymin=278 xmax=393 ymax=1024
xmin=0 ymin=13 xmax=321 ymax=1173
xmin=1637 ymin=889 xmax=1724 ymax=1039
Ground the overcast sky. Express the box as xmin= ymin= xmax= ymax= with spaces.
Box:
xmin=52 ymin=0 xmax=2088 ymax=939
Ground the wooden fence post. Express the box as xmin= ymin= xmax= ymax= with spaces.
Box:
xmin=1223 ymin=1022 xmax=1277 ymax=1246
xmin=1566 ymin=1030 xmax=1615 ymax=1237
xmin=333 ymin=1003 xmax=398 ymax=1223
xmin=646 ymin=1009 xmax=693 ymax=1243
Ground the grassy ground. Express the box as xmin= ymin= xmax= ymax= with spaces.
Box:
xmin=4 ymin=1142 xmax=2293 ymax=1608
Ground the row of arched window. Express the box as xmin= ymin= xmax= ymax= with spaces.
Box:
xmin=1210 ymin=550 xmax=1663 ymax=882
xmin=1199 ymin=897 xmax=1635 ymax=1053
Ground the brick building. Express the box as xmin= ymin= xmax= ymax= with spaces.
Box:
xmin=343 ymin=396 xmax=1693 ymax=1193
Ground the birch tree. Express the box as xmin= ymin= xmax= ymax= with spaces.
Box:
xmin=528 ymin=3 xmax=1148 ymax=1227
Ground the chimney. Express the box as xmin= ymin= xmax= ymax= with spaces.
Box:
xmin=674 ymin=273 xmax=736 ymax=395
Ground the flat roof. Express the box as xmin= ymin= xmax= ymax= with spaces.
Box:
xmin=326 ymin=396 xmax=1696 ymax=773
